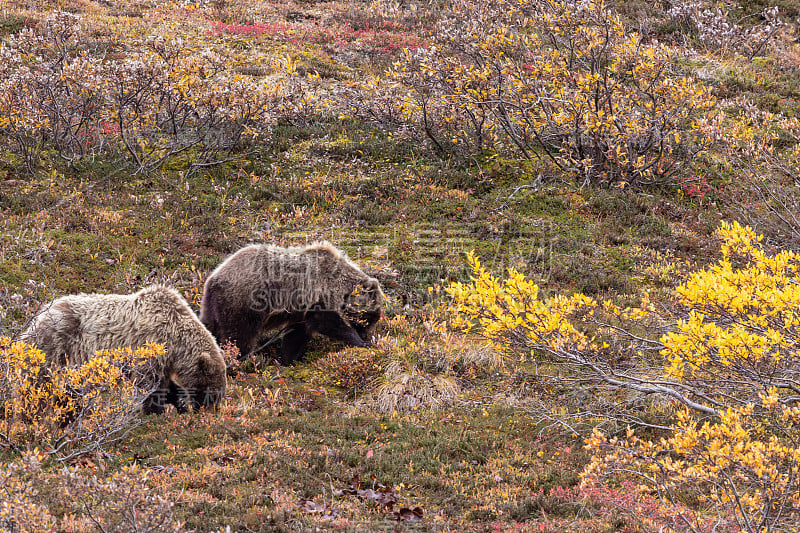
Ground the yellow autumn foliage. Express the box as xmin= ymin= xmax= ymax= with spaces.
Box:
xmin=585 ymin=396 xmax=800 ymax=530
xmin=447 ymin=251 xmax=598 ymax=357
xmin=0 ymin=337 xmax=163 ymax=460
xmin=447 ymin=221 xmax=800 ymax=528
xmin=661 ymin=221 xmax=800 ymax=410
xmin=0 ymin=452 xmax=182 ymax=532
xmin=387 ymin=0 xmax=716 ymax=185
xmin=0 ymin=10 xmax=316 ymax=173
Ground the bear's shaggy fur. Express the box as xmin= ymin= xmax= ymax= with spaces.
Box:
xmin=20 ymin=285 xmax=227 ymax=414
xmin=200 ymin=241 xmax=384 ymax=364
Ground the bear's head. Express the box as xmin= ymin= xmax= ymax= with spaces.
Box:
xmin=175 ymin=350 xmax=228 ymax=412
xmin=343 ymin=278 xmax=385 ymax=344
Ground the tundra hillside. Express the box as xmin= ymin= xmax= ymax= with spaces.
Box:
xmin=1 ymin=0 xmax=799 ymax=531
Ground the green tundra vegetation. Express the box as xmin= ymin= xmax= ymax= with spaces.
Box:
xmin=1 ymin=0 xmax=799 ymax=531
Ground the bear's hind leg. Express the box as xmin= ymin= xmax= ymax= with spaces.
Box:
xmin=217 ymin=310 xmax=263 ymax=357
xmin=199 ymin=283 xmax=223 ymax=340
xmin=201 ymin=284 xmax=261 ymax=357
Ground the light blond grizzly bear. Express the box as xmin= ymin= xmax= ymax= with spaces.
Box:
xmin=200 ymin=241 xmax=384 ymax=364
xmin=21 ymin=285 xmax=227 ymax=414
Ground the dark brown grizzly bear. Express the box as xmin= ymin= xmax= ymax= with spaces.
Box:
xmin=20 ymin=285 xmax=227 ymax=415
xmin=199 ymin=241 xmax=385 ymax=365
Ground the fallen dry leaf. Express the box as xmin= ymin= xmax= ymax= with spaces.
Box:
xmin=394 ymin=506 xmax=423 ymax=522
xmin=334 ymin=474 xmax=400 ymax=509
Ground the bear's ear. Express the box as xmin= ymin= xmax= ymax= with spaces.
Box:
xmin=366 ymin=279 xmax=384 ymax=302
xmin=361 ymin=279 xmax=380 ymax=295
xmin=195 ymin=353 xmax=213 ymax=377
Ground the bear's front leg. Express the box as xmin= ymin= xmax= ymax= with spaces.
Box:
xmin=142 ymin=383 xmax=169 ymax=415
xmin=142 ymin=379 xmax=191 ymax=414
xmin=166 ymin=379 xmax=191 ymax=414
xmin=280 ymin=323 xmax=310 ymax=365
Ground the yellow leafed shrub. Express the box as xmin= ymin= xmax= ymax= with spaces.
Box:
xmin=662 ymin=221 xmax=800 ymax=410
xmin=379 ymin=0 xmax=716 ymax=186
xmin=585 ymin=399 xmax=800 ymax=531
xmin=447 ymin=222 xmax=800 ymax=529
xmin=0 ymin=453 xmax=56 ymax=532
xmin=0 ymin=11 xmax=317 ymax=174
xmin=0 ymin=338 xmax=163 ymax=461
xmin=447 ymin=251 xmax=598 ymax=356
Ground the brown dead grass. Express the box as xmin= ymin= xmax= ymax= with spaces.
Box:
xmin=363 ymin=360 xmax=460 ymax=413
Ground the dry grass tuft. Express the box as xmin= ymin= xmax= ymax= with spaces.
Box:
xmin=452 ymin=342 xmax=503 ymax=369
xmin=363 ymin=360 xmax=460 ymax=413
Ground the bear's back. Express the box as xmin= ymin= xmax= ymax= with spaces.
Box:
xmin=204 ymin=241 xmax=378 ymax=314
xmin=22 ymin=292 xmax=134 ymax=364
